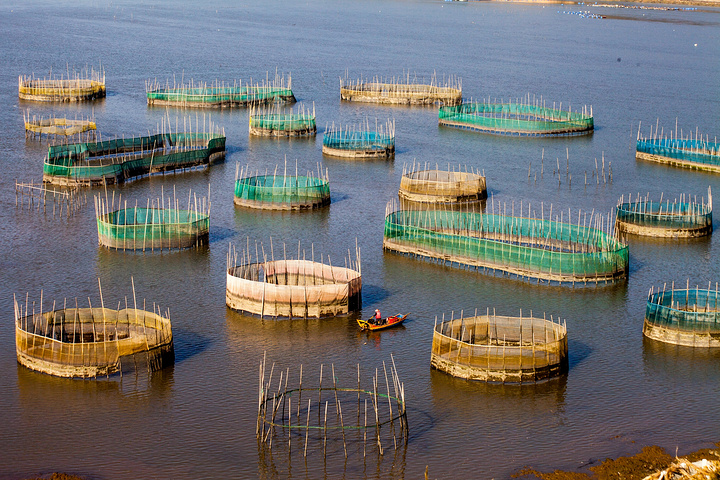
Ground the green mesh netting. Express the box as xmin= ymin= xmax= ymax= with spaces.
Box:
xmin=43 ymin=133 xmax=225 ymax=185
xmin=636 ymin=138 xmax=720 ymax=168
xmin=249 ymin=113 xmax=316 ymax=133
xmin=383 ymin=209 xmax=628 ymax=283
xmin=646 ymin=288 xmax=720 ymax=332
xmin=234 ymin=175 xmax=330 ymax=208
xmin=322 ymin=131 xmax=395 ymax=151
xmin=146 ymin=86 xmax=295 ymax=106
xmin=616 ymin=201 xmax=712 ymax=230
xmin=97 ymin=207 xmax=209 ymax=250
xmin=438 ymin=102 xmax=594 ymax=136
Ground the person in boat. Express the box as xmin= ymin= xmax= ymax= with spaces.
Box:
xmin=371 ymin=308 xmax=382 ymax=325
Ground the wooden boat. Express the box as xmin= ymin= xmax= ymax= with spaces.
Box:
xmin=357 ymin=313 xmax=409 ymax=331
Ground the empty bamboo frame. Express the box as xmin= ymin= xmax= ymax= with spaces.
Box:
xmin=399 ymin=161 xmax=487 ymax=203
xmin=340 ymin=73 xmax=462 ymax=106
xmin=431 ymin=309 xmax=568 ymax=383
xmin=615 ymin=188 xmax=712 ymax=238
xmin=19 ymin=67 xmax=105 ymax=102
xmin=249 ymin=103 xmax=316 ymax=137
xmin=146 ymin=72 xmax=294 ymax=108
xmin=644 ymin=281 xmax=720 ymax=347
xmin=95 ymin=189 xmax=210 ymax=251
xmin=24 ymin=112 xmax=96 ymax=140
xmin=14 ymin=280 xmax=174 ymax=378
xmin=234 ymin=161 xmax=330 ymax=211
xmin=226 ymin=241 xmax=362 ymax=318
xmin=257 ymin=354 xmax=407 ymax=459
xmin=636 ymin=121 xmax=720 ymax=173
xmin=439 ymin=95 xmax=593 ymax=136
xmin=15 ymin=180 xmax=87 ymax=217
xmin=43 ymin=115 xmax=225 ymax=186
xmin=383 ymin=198 xmax=629 ymax=285
xmin=322 ymin=120 xmax=395 ymax=159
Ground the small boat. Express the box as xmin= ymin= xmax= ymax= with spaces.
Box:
xmin=357 ymin=313 xmax=409 ymax=331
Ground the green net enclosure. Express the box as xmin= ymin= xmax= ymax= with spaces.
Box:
xmin=14 ymin=286 xmax=174 ymax=378
xmin=431 ymin=309 xmax=568 ymax=383
xmin=615 ymin=189 xmax=712 ymax=238
xmin=234 ymin=163 xmax=330 ymax=210
xmin=249 ymin=103 xmax=316 ymax=137
xmin=439 ymin=97 xmax=593 ymax=136
xmin=95 ymin=192 xmax=209 ymax=251
xmin=636 ymin=123 xmax=720 ymax=173
xmin=383 ymin=200 xmax=628 ymax=285
xmin=19 ymin=67 xmax=106 ymax=102
xmin=644 ymin=282 xmax=720 ymax=347
xmin=322 ymin=120 xmax=395 ymax=159
xmin=340 ymin=73 xmax=462 ymax=106
xmin=43 ymin=117 xmax=225 ymax=186
xmin=226 ymin=242 xmax=362 ymax=318
xmin=146 ymin=73 xmax=294 ymax=108
xmin=399 ymin=162 xmax=487 ymax=203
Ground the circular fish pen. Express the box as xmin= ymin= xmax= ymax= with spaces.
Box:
xmin=636 ymin=123 xmax=720 ymax=173
xmin=439 ymin=100 xmax=593 ymax=136
xmin=644 ymin=283 xmax=720 ymax=347
xmin=257 ymin=356 xmax=407 ymax=459
xmin=249 ymin=104 xmax=316 ymax=137
xmin=234 ymin=164 xmax=330 ymax=211
xmin=95 ymin=192 xmax=209 ymax=251
xmin=382 ymin=200 xmax=628 ymax=285
xmin=146 ymin=74 xmax=294 ymax=108
xmin=322 ymin=120 xmax=395 ymax=159
xmin=18 ymin=68 xmax=105 ymax=102
xmin=14 ymin=289 xmax=174 ymax=378
xmin=340 ymin=74 xmax=462 ymax=106
xmin=24 ymin=113 xmax=96 ymax=140
xmin=43 ymin=118 xmax=226 ymax=187
xmin=615 ymin=191 xmax=712 ymax=238
xmin=431 ymin=310 xmax=568 ymax=383
xmin=399 ymin=163 xmax=487 ymax=203
xmin=226 ymin=243 xmax=362 ymax=318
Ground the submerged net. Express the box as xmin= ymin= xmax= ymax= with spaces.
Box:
xmin=44 ymin=129 xmax=225 ymax=186
xmin=14 ymin=298 xmax=173 ymax=378
xmin=439 ymin=101 xmax=593 ymax=136
xmin=24 ymin=113 xmax=96 ymax=137
xmin=431 ymin=312 xmax=568 ymax=383
xmin=340 ymin=74 xmax=462 ymax=106
xmin=383 ymin=202 xmax=628 ymax=284
xmin=19 ymin=68 xmax=105 ymax=102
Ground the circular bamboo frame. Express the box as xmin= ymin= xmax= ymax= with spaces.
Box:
xmin=644 ymin=286 xmax=720 ymax=347
xmin=234 ymin=175 xmax=330 ymax=211
xmin=399 ymin=169 xmax=487 ymax=203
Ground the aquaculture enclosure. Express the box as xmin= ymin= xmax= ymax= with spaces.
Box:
xmin=322 ymin=120 xmax=395 ymax=159
xmin=257 ymin=355 xmax=407 ymax=459
xmin=14 ymin=284 xmax=174 ymax=378
xmin=439 ymin=97 xmax=593 ymax=136
xmin=644 ymin=282 xmax=720 ymax=347
xmin=431 ymin=309 xmax=568 ymax=383
xmin=399 ymin=162 xmax=487 ymax=203
xmin=18 ymin=67 xmax=105 ymax=102
xmin=383 ymin=200 xmax=628 ymax=285
xmin=234 ymin=163 xmax=330 ymax=210
xmin=226 ymin=242 xmax=362 ymax=318
xmin=636 ymin=123 xmax=720 ymax=173
xmin=249 ymin=103 xmax=316 ymax=137
xmin=43 ymin=117 xmax=225 ymax=186
xmin=24 ymin=112 xmax=96 ymax=140
xmin=95 ymin=191 xmax=209 ymax=251
xmin=146 ymin=73 xmax=294 ymax=108
xmin=340 ymin=74 xmax=462 ymax=106
xmin=615 ymin=190 xmax=712 ymax=238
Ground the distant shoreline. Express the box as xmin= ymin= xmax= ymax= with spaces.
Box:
xmin=466 ymin=0 xmax=720 ymax=8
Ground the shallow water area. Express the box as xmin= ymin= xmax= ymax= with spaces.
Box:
xmin=1 ymin=0 xmax=720 ymax=479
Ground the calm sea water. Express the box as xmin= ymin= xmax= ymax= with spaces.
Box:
xmin=1 ymin=1 xmax=720 ymax=479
